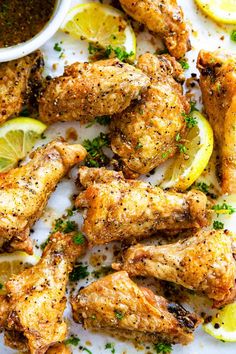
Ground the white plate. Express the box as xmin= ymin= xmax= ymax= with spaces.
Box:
xmin=1 ymin=0 xmax=236 ymax=353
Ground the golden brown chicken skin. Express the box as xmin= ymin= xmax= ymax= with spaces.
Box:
xmin=75 ymin=167 xmax=209 ymax=245
xmin=71 ymin=271 xmax=201 ymax=345
xmin=0 ymin=140 xmax=86 ymax=254
xmin=46 ymin=343 xmax=72 ymax=354
xmin=0 ymin=231 xmax=86 ymax=354
xmin=0 ymin=51 xmax=43 ymax=123
xmin=119 ymin=0 xmax=190 ymax=58
xmin=114 ymin=230 xmax=236 ymax=308
xmin=39 ymin=58 xmax=150 ymax=124
xmin=110 ymin=53 xmax=189 ymax=176
xmin=197 ymin=50 xmax=236 ymax=194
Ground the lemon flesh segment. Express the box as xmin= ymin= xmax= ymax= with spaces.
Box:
xmin=195 ymin=0 xmax=236 ymax=24
xmin=0 ymin=252 xmax=39 ymax=294
xmin=0 ymin=117 xmax=46 ymax=173
xmin=160 ymin=111 xmax=214 ymax=190
xmin=203 ymin=302 xmax=236 ymax=342
xmin=61 ymin=3 xmax=136 ymax=60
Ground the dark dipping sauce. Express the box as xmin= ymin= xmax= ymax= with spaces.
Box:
xmin=0 ymin=0 xmax=56 ymax=48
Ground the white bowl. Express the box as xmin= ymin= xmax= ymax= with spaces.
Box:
xmin=0 ymin=0 xmax=71 ymax=63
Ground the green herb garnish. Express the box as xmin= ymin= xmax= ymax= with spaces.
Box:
xmin=83 ymin=133 xmax=110 ymax=167
xmin=0 ymin=283 xmax=3 ymax=290
xmin=105 ymin=343 xmax=115 ymax=354
xmin=105 ymin=45 xmax=134 ymax=62
xmin=213 ymin=220 xmax=224 ymax=230
xmin=54 ymin=42 xmax=62 ymax=52
xmin=154 ymin=342 xmax=172 ymax=354
xmin=114 ymin=310 xmax=124 ymax=320
xmin=65 ymin=336 xmax=80 ymax=346
xmin=73 ymin=232 xmax=85 ymax=245
xmin=86 ymin=115 xmax=111 ymax=128
xmin=92 ymin=266 xmax=113 ymax=279
xmin=230 ymin=30 xmax=236 ymax=42
xmin=179 ymin=59 xmax=189 ymax=70
xmin=53 ymin=218 xmax=77 ymax=233
xmin=183 ymin=113 xmax=198 ymax=128
xmin=178 ymin=144 xmax=187 ymax=154
xmin=135 ymin=142 xmax=143 ymax=150
xmin=212 ymin=203 xmax=236 ymax=215
xmin=175 ymin=133 xmax=181 ymax=142
xmin=69 ymin=264 xmax=89 ymax=281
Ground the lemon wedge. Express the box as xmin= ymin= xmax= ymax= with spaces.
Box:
xmin=0 ymin=252 xmax=39 ymax=294
xmin=203 ymin=302 xmax=236 ymax=342
xmin=0 ymin=117 xmax=46 ymax=173
xmin=160 ymin=111 xmax=214 ymax=190
xmin=61 ymin=3 xmax=136 ymax=60
xmin=195 ymin=0 xmax=236 ymax=24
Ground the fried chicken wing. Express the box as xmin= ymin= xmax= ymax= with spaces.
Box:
xmin=75 ymin=167 xmax=209 ymax=245
xmin=197 ymin=50 xmax=236 ymax=194
xmin=46 ymin=343 xmax=72 ymax=354
xmin=0 ymin=51 xmax=44 ymax=123
xmin=0 ymin=140 xmax=86 ymax=254
xmin=119 ymin=0 xmax=190 ymax=58
xmin=1 ymin=231 xmax=86 ymax=354
xmin=114 ymin=230 xmax=236 ymax=307
xmin=39 ymin=59 xmax=150 ymax=124
xmin=71 ymin=271 xmax=200 ymax=345
xmin=110 ymin=53 xmax=188 ymax=176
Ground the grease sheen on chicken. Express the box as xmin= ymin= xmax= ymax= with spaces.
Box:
xmin=0 ymin=51 xmax=43 ymax=123
xmin=197 ymin=50 xmax=236 ymax=194
xmin=0 ymin=140 xmax=86 ymax=254
xmin=75 ymin=167 xmax=209 ymax=245
xmin=110 ymin=53 xmax=188 ymax=176
xmin=114 ymin=230 xmax=236 ymax=308
xmin=0 ymin=231 xmax=86 ymax=354
xmin=119 ymin=0 xmax=190 ymax=58
xmin=39 ymin=58 xmax=150 ymax=124
xmin=71 ymin=271 xmax=201 ymax=345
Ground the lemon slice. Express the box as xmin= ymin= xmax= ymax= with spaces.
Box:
xmin=61 ymin=3 xmax=136 ymax=60
xmin=160 ymin=111 xmax=214 ymax=190
xmin=0 ymin=252 xmax=39 ymax=294
xmin=0 ymin=117 xmax=46 ymax=173
xmin=195 ymin=0 xmax=236 ymax=24
xmin=203 ymin=303 xmax=236 ymax=342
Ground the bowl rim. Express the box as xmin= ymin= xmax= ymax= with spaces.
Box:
xmin=0 ymin=0 xmax=71 ymax=63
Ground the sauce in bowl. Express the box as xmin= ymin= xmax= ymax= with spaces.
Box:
xmin=0 ymin=0 xmax=56 ymax=48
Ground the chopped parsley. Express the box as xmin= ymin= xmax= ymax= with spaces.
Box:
xmin=161 ymin=150 xmax=171 ymax=159
xmin=40 ymin=238 xmax=50 ymax=250
xmin=54 ymin=42 xmax=62 ymax=52
xmin=179 ymin=59 xmax=189 ymax=70
xmin=189 ymin=100 xmax=198 ymax=113
xmin=53 ymin=218 xmax=77 ymax=233
xmin=175 ymin=133 xmax=181 ymax=142
xmin=83 ymin=133 xmax=110 ymax=167
xmin=213 ymin=220 xmax=224 ymax=230
xmin=92 ymin=266 xmax=113 ymax=279
xmin=135 ymin=142 xmax=143 ymax=150
xmin=105 ymin=343 xmax=115 ymax=354
xmin=88 ymin=43 xmax=102 ymax=55
xmin=212 ymin=203 xmax=236 ymax=215
xmin=114 ymin=310 xmax=124 ymax=320
xmin=105 ymin=45 xmax=134 ymax=62
xmin=65 ymin=336 xmax=80 ymax=346
xmin=73 ymin=232 xmax=85 ymax=245
xmin=83 ymin=348 xmax=93 ymax=354
xmin=230 ymin=30 xmax=236 ymax=42
xmin=183 ymin=113 xmax=198 ymax=128
xmin=178 ymin=144 xmax=187 ymax=154
xmin=154 ymin=343 xmax=172 ymax=354
xmin=86 ymin=115 xmax=111 ymax=127
xmin=0 ymin=283 xmax=3 ymax=290
xmin=69 ymin=264 xmax=89 ymax=281
xmin=195 ymin=182 xmax=209 ymax=194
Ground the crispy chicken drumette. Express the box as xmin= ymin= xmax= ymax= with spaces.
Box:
xmin=0 ymin=231 xmax=86 ymax=354
xmin=71 ymin=271 xmax=201 ymax=345
xmin=39 ymin=59 xmax=150 ymax=124
xmin=114 ymin=230 xmax=236 ymax=308
xmin=197 ymin=50 xmax=236 ymax=194
xmin=75 ymin=167 xmax=209 ymax=245
xmin=0 ymin=140 xmax=86 ymax=254
xmin=119 ymin=0 xmax=190 ymax=58
xmin=0 ymin=51 xmax=43 ymax=123
xmin=110 ymin=53 xmax=189 ymax=176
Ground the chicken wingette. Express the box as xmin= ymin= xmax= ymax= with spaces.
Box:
xmin=39 ymin=58 xmax=150 ymax=124
xmin=75 ymin=167 xmax=209 ymax=245
xmin=110 ymin=53 xmax=188 ymax=176
xmin=113 ymin=230 xmax=236 ymax=308
xmin=71 ymin=271 xmax=201 ymax=345
xmin=0 ymin=51 xmax=43 ymax=123
xmin=119 ymin=0 xmax=190 ymax=59
xmin=0 ymin=140 xmax=86 ymax=254
xmin=0 ymin=231 xmax=86 ymax=354
xmin=197 ymin=50 xmax=236 ymax=194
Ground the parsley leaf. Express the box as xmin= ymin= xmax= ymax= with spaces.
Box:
xmin=178 ymin=144 xmax=187 ymax=154
xmin=105 ymin=45 xmax=134 ymax=62
xmin=53 ymin=218 xmax=77 ymax=233
xmin=213 ymin=220 xmax=224 ymax=230
xmin=0 ymin=283 xmax=3 ymax=290
xmin=154 ymin=343 xmax=172 ymax=354
xmin=179 ymin=59 xmax=189 ymax=70
xmin=189 ymin=100 xmax=198 ymax=113
xmin=83 ymin=133 xmax=110 ymax=167
xmin=65 ymin=336 xmax=80 ymax=346
xmin=105 ymin=343 xmax=115 ymax=354
xmin=69 ymin=264 xmax=89 ymax=281
xmin=54 ymin=42 xmax=62 ymax=52
xmin=212 ymin=203 xmax=236 ymax=215
xmin=195 ymin=182 xmax=209 ymax=194
xmin=183 ymin=113 xmax=198 ymax=128
xmin=230 ymin=30 xmax=236 ymax=42
xmin=73 ymin=232 xmax=85 ymax=245
xmin=114 ymin=310 xmax=124 ymax=320
xmin=86 ymin=115 xmax=111 ymax=128
xmin=135 ymin=142 xmax=143 ymax=150
xmin=88 ymin=43 xmax=102 ymax=55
